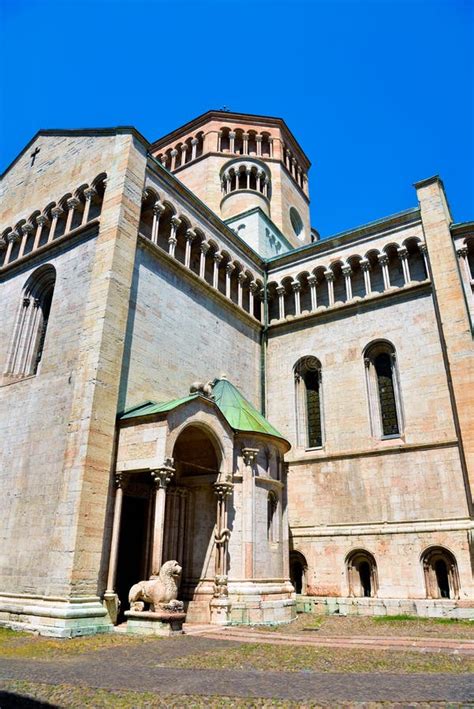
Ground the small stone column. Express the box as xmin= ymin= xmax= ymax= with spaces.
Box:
xmin=105 ymin=473 xmax=124 ymax=597
xmin=225 ymin=261 xmax=235 ymax=299
xmin=4 ymin=231 xmax=20 ymax=265
xmin=65 ymin=197 xmax=80 ymax=233
xmin=256 ymin=135 xmax=262 ymax=156
xmin=292 ymin=280 xmax=301 ymax=316
xmin=151 ymin=461 xmax=175 ymax=575
xmin=217 ymin=130 xmax=222 ymax=152
xmin=199 ymin=241 xmax=210 ymax=279
xmin=180 ymin=145 xmax=187 ymax=166
xmin=48 ymin=206 xmax=63 ymax=242
xmin=151 ymin=201 xmax=165 ymax=244
xmin=324 ymin=270 xmax=335 ymax=306
xmin=170 ymin=149 xmax=178 ymax=171
xmin=398 ymin=247 xmax=411 ymax=284
xmin=419 ymin=242 xmax=430 ymax=278
xmin=360 ymin=259 xmax=372 ymax=295
xmin=308 ymin=274 xmax=318 ymax=311
xmin=168 ymin=216 xmax=181 ymax=257
xmin=242 ymin=132 xmax=249 ymax=154
xmin=184 ymin=229 xmax=196 ymax=268
xmin=378 ymin=253 xmax=391 ymax=290
xmin=276 ymin=285 xmax=285 ymax=320
xmin=191 ymin=137 xmax=198 ymax=161
xmin=249 ymin=281 xmax=258 ymax=316
xmin=213 ymin=252 xmax=223 ymax=289
xmin=238 ymin=271 xmax=246 ymax=308
xmin=229 ymin=131 xmax=236 ymax=153
xmin=269 ymin=137 xmax=274 ymax=158
xmin=211 ymin=480 xmax=233 ymax=625
xmin=19 ymin=223 xmax=34 ymax=259
xmin=342 ymin=265 xmax=353 ymax=300
xmin=34 ymin=215 xmax=50 ymax=250
xmin=82 ymin=187 xmax=96 ymax=224
xmin=246 ymin=167 xmax=251 ymax=189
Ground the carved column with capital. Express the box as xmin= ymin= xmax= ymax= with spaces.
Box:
xmin=82 ymin=187 xmax=96 ymax=224
xmin=168 ymin=216 xmax=181 ymax=257
xmin=342 ymin=265 xmax=353 ymax=301
xmin=213 ymin=251 xmax=223 ymax=289
xmin=105 ymin=473 xmax=125 ymax=597
xmin=184 ymin=228 xmax=196 ymax=268
xmin=378 ymin=253 xmax=391 ymax=290
xmin=34 ymin=215 xmax=50 ymax=250
xmin=19 ymin=223 xmax=34 ymax=259
xmin=225 ymin=261 xmax=235 ymax=299
xmin=397 ymin=247 xmax=411 ymax=285
xmin=65 ymin=197 xmax=80 ymax=233
xmin=151 ymin=461 xmax=175 ymax=575
xmin=151 ymin=201 xmax=165 ymax=244
xmin=48 ymin=206 xmax=63 ymax=242
xmin=307 ymin=274 xmax=318 ymax=311
xmin=324 ymin=270 xmax=335 ymax=306
xmin=276 ymin=285 xmax=285 ymax=320
xmin=191 ymin=137 xmax=198 ymax=161
xmin=360 ymin=259 xmax=372 ymax=295
xmin=292 ymin=280 xmax=301 ymax=316
xmin=199 ymin=240 xmax=210 ymax=279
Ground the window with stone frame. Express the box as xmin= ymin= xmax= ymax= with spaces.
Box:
xmin=294 ymin=356 xmax=324 ymax=448
xmin=364 ymin=341 xmax=403 ymax=439
xmin=421 ymin=546 xmax=460 ymax=600
xmin=346 ymin=549 xmax=378 ymax=598
xmin=4 ymin=264 xmax=56 ymax=380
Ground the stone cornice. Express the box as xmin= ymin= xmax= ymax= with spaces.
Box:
xmin=451 ymin=221 xmax=474 ymax=237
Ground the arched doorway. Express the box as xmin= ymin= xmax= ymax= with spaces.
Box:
xmin=290 ymin=551 xmax=308 ymax=594
xmin=165 ymin=425 xmax=221 ymax=604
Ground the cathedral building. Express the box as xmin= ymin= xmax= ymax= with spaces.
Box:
xmin=0 ymin=110 xmax=473 ymax=636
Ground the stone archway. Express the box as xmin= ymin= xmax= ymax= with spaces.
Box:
xmin=164 ymin=425 xmax=222 ymax=612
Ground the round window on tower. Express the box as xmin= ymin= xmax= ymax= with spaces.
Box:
xmin=290 ymin=207 xmax=305 ymax=241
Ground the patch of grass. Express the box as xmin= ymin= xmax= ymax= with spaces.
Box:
xmin=0 ymin=681 xmax=322 ymax=708
xmin=168 ymin=642 xmax=474 ymax=674
xmin=0 ymin=628 xmax=157 ymax=660
xmin=373 ymin=615 xmax=472 ymax=625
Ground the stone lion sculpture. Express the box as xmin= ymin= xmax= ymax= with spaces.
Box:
xmin=129 ymin=560 xmax=183 ymax=613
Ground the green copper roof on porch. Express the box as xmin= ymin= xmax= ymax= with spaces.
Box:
xmin=211 ymin=378 xmax=285 ymax=441
xmin=119 ymin=378 xmax=288 ymax=445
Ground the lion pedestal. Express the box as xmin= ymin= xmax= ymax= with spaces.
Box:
xmin=125 ymin=560 xmax=186 ymax=636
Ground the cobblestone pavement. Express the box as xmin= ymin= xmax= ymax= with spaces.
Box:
xmin=0 ymin=636 xmax=473 ymax=703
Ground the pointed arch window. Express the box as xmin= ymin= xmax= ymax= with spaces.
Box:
xmin=4 ymin=265 xmax=56 ymax=380
xmin=294 ymin=356 xmax=324 ymax=448
xmin=364 ymin=341 xmax=403 ymax=439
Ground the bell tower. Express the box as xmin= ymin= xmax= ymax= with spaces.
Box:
xmin=150 ymin=110 xmax=312 ymax=256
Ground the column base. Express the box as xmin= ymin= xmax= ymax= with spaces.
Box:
xmin=125 ymin=610 xmax=186 ymax=636
xmin=0 ymin=593 xmax=112 ymax=637
xmin=210 ymin=597 xmax=232 ymax=625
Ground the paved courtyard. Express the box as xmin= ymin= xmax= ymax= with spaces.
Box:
xmin=0 ymin=619 xmax=473 ymax=707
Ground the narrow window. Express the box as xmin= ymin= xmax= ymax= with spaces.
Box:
xmin=4 ymin=265 xmax=56 ymax=381
xmin=422 ymin=547 xmax=460 ymax=600
xmin=267 ymin=492 xmax=278 ymax=543
xmin=346 ymin=550 xmax=378 ymax=598
xmin=364 ymin=341 xmax=403 ymax=439
xmin=294 ymin=356 xmax=323 ymax=448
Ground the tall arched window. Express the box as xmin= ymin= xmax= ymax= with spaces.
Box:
xmin=294 ymin=356 xmax=324 ymax=448
xmin=364 ymin=341 xmax=403 ymax=438
xmin=346 ymin=549 xmax=378 ymax=598
xmin=5 ymin=265 xmax=56 ymax=380
xmin=422 ymin=547 xmax=460 ymax=600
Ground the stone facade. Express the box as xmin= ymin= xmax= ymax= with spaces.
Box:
xmin=0 ymin=111 xmax=473 ymax=636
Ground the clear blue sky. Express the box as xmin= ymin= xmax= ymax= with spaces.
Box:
xmin=1 ymin=0 xmax=472 ymax=237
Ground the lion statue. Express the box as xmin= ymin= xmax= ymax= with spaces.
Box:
xmin=128 ymin=560 xmax=183 ymax=613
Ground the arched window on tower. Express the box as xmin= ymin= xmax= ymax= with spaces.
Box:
xmin=4 ymin=265 xmax=56 ymax=380
xmin=421 ymin=547 xmax=460 ymax=599
xmin=346 ymin=549 xmax=378 ymax=597
xmin=294 ymin=356 xmax=324 ymax=449
xmin=364 ymin=340 xmax=403 ymax=439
